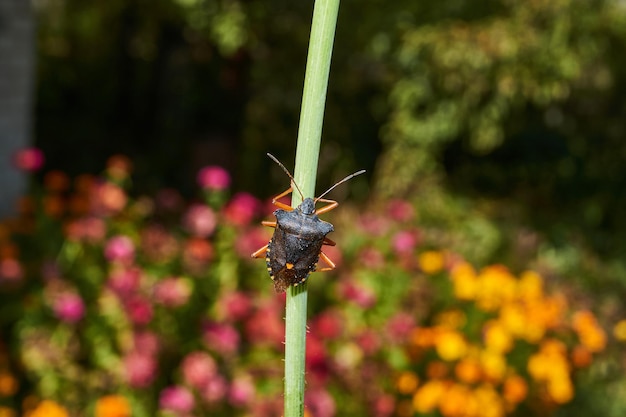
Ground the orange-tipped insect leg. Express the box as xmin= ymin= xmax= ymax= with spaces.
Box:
xmin=251 ymin=244 xmax=269 ymax=258
xmin=318 ymin=251 xmax=336 ymax=271
xmin=314 ymin=198 xmax=338 ymax=215
xmin=262 ymin=221 xmax=277 ymax=228
xmin=271 ymin=187 xmax=295 ymax=211
xmin=322 ymin=237 xmax=336 ymax=246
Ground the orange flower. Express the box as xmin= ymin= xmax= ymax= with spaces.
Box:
xmin=418 ymin=251 xmax=446 ymax=274
xmin=455 ymin=357 xmax=482 ymax=384
xmin=503 ymin=374 xmax=527 ymax=404
xmin=0 ymin=371 xmax=18 ymax=397
xmin=571 ymin=345 xmax=592 ymax=368
xmin=44 ymin=171 xmax=70 ymax=192
xmin=439 ymin=383 xmax=472 ymax=417
xmin=426 ymin=361 xmax=449 ymax=379
xmin=547 ymin=374 xmax=574 ymax=404
xmin=572 ymin=311 xmax=606 ymax=353
xmin=95 ymin=395 xmax=131 ymax=417
xmin=25 ymin=400 xmax=69 ymax=417
xmin=475 ymin=265 xmax=516 ymax=311
xmin=474 ymin=384 xmax=505 ymax=417
xmin=479 ymin=350 xmax=506 ymax=382
xmin=396 ymin=371 xmax=419 ymax=394
xmin=517 ymin=271 xmax=543 ymax=301
xmin=0 ymin=406 xmax=16 ymax=417
xmin=434 ymin=310 xmax=466 ymax=329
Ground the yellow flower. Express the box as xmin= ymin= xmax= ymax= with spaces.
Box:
xmin=434 ymin=309 xmax=467 ymax=329
xmin=517 ymin=271 xmax=543 ymax=301
xmin=435 ymin=330 xmax=468 ymax=361
xmin=475 ymin=265 xmax=516 ymax=311
xmin=25 ymin=400 xmax=69 ymax=417
xmin=499 ymin=303 xmax=527 ymax=337
xmin=396 ymin=371 xmax=419 ymax=395
xmin=474 ymin=384 xmax=505 ymax=417
xmin=451 ymin=262 xmax=477 ymax=300
xmin=483 ymin=320 xmax=513 ymax=354
xmin=95 ymin=395 xmax=131 ymax=417
xmin=412 ymin=380 xmax=445 ymax=413
xmin=572 ymin=311 xmax=606 ymax=353
xmin=613 ymin=319 xmax=626 ymax=341
xmin=418 ymin=251 xmax=446 ymax=274
xmin=547 ymin=373 xmax=574 ymax=404
xmin=479 ymin=350 xmax=506 ymax=382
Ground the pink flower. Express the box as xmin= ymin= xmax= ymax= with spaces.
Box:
xmin=305 ymin=388 xmax=336 ymax=417
xmin=391 ymin=230 xmax=419 ymax=255
xmin=387 ymin=199 xmax=415 ymax=222
xmin=358 ymin=247 xmax=385 ymax=270
xmin=234 ymin=228 xmax=271 ymax=260
xmin=244 ymin=305 xmax=284 ymax=347
xmin=203 ymin=322 xmax=240 ymax=354
xmin=159 ymin=385 xmax=195 ymax=414
xmin=0 ymin=258 xmax=23 ymax=283
xmin=197 ymin=166 xmax=231 ymax=191
xmin=310 ymin=310 xmax=343 ymax=340
xmin=154 ymin=277 xmax=192 ymax=308
xmin=374 ymin=394 xmax=396 ymax=417
xmin=52 ymin=292 xmax=85 ymax=323
xmin=183 ymin=204 xmax=217 ymax=238
xmin=104 ymin=235 xmax=135 ymax=263
xmin=124 ymin=352 xmax=157 ymax=388
xmin=93 ymin=182 xmax=127 ymax=214
xmin=357 ymin=214 xmax=390 ymax=236
xmin=219 ymin=291 xmax=252 ymax=321
xmin=181 ymin=351 xmax=217 ymax=390
xmin=338 ymin=280 xmax=376 ymax=308
xmin=229 ymin=375 xmax=255 ymax=407
xmin=357 ymin=329 xmax=381 ymax=355
xmin=124 ymin=295 xmax=153 ymax=325
xmin=133 ymin=331 xmax=160 ymax=356
xmin=13 ymin=147 xmax=44 ymax=171
xmin=108 ymin=267 xmax=142 ymax=296
xmin=224 ymin=192 xmax=261 ymax=226
xmin=306 ymin=336 xmax=330 ymax=383
xmin=201 ymin=374 xmax=228 ymax=404
xmin=65 ymin=217 xmax=106 ymax=243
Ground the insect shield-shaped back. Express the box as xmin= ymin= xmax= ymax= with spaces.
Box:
xmin=267 ymin=198 xmax=334 ymax=292
xmin=251 ymin=154 xmax=365 ymax=293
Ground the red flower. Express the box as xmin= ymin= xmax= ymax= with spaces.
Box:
xmin=197 ymin=166 xmax=231 ymax=191
xmin=224 ymin=192 xmax=261 ymax=226
xmin=13 ymin=147 xmax=44 ymax=172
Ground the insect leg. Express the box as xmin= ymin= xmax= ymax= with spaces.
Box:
xmin=314 ymin=198 xmax=338 ymax=215
xmin=262 ymin=221 xmax=277 ymax=228
xmin=251 ymin=244 xmax=269 ymax=259
xmin=318 ymin=251 xmax=336 ymax=271
xmin=272 ymin=187 xmax=295 ymax=211
xmin=322 ymin=237 xmax=336 ymax=246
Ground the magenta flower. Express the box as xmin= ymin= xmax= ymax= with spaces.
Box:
xmin=124 ymin=352 xmax=157 ymax=388
xmin=358 ymin=247 xmax=385 ymax=270
xmin=197 ymin=166 xmax=231 ymax=191
xmin=12 ymin=147 xmax=44 ymax=172
xmin=228 ymin=375 xmax=255 ymax=407
xmin=104 ymin=235 xmax=135 ymax=263
xmin=357 ymin=329 xmax=381 ymax=355
xmin=52 ymin=292 xmax=85 ymax=323
xmin=386 ymin=199 xmax=415 ymax=222
xmin=108 ymin=267 xmax=142 ymax=297
xmin=306 ymin=336 xmax=330 ymax=383
xmin=203 ymin=322 xmax=240 ymax=355
xmin=224 ymin=192 xmax=261 ymax=226
xmin=391 ymin=230 xmax=419 ymax=255
xmin=159 ymin=385 xmax=195 ymax=414
xmin=154 ymin=277 xmax=192 ymax=308
xmin=124 ymin=295 xmax=153 ymax=325
xmin=305 ymin=388 xmax=336 ymax=417
xmin=181 ymin=351 xmax=217 ymax=389
xmin=386 ymin=312 xmax=416 ymax=343
xmin=234 ymin=228 xmax=270 ymax=260
xmin=183 ymin=204 xmax=217 ymax=238
xmin=339 ymin=280 xmax=377 ymax=308
xmin=310 ymin=310 xmax=343 ymax=340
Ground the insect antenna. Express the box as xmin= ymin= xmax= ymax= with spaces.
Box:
xmin=314 ymin=169 xmax=366 ymax=203
xmin=266 ymin=153 xmax=305 ymax=201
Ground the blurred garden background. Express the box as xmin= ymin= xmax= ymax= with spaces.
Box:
xmin=1 ymin=0 xmax=626 ymax=416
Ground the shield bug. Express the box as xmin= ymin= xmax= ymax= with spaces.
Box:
xmin=251 ymin=153 xmax=365 ymax=293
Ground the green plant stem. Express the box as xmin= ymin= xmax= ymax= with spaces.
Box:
xmin=284 ymin=0 xmax=341 ymax=416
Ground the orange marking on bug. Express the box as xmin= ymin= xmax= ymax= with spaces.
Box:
xmin=286 ymin=263 xmax=294 ymax=269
